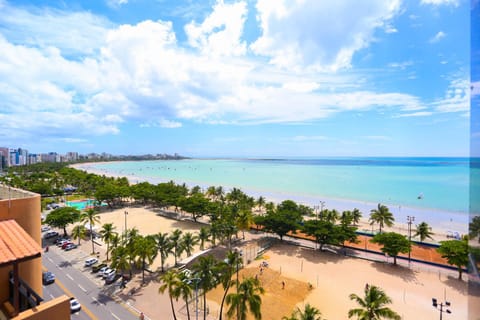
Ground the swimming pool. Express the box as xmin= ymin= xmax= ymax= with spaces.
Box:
xmin=66 ymin=199 xmax=101 ymax=210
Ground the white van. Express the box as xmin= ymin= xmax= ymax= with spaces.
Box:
xmin=85 ymin=257 xmax=98 ymax=267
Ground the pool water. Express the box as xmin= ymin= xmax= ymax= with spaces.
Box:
xmin=66 ymin=199 xmax=101 ymax=210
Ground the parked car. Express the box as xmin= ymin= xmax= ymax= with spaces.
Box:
xmin=44 ymin=231 xmax=59 ymax=239
xmin=97 ymin=266 xmax=109 ymax=277
xmin=65 ymin=243 xmax=77 ymax=251
xmin=105 ymin=273 xmax=121 ymax=284
xmin=41 ymin=225 xmax=50 ymax=232
xmin=69 ymin=297 xmax=81 ymax=313
xmin=103 ymin=269 xmax=115 ymax=279
xmin=61 ymin=241 xmax=74 ymax=249
xmin=42 ymin=271 xmax=55 ymax=285
xmin=55 ymin=237 xmax=70 ymax=245
xmin=85 ymin=257 xmax=99 ymax=267
xmin=91 ymin=263 xmax=107 ymax=273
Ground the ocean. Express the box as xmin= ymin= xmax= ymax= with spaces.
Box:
xmin=81 ymin=157 xmax=478 ymax=218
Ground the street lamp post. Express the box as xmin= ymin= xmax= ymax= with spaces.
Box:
xmin=432 ymin=298 xmax=451 ymax=319
xmin=124 ymin=210 xmax=128 ymax=241
xmin=407 ymin=215 xmax=415 ymax=263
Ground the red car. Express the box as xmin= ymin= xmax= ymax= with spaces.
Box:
xmin=62 ymin=241 xmax=74 ymax=249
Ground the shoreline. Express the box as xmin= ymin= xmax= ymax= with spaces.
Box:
xmin=70 ymin=162 xmax=469 ymax=236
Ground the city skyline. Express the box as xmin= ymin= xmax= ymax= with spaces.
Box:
xmin=0 ymin=0 xmax=474 ymax=157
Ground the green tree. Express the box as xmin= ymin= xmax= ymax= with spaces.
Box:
xmin=155 ymin=232 xmax=174 ymax=272
xmin=370 ymin=232 xmax=410 ymax=265
xmin=256 ymin=196 xmax=266 ymax=212
xmin=198 ymin=227 xmax=211 ymax=250
xmin=71 ymin=224 xmax=87 ymax=245
xmin=175 ymin=270 xmax=194 ymax=320
xmin=44 ymin=206 xmax=80 ymax=236
xmin=352 ymin=208 xmax=362 ymax=226
xmin=191 ymin=255 xmax=220 ymax=320
xmin=236 ymin=210 xmax=253 ymax=239
xmin=111 ymin=245 xmax=132 ymax=279
xmin=159 ymin=269 xmax=181 ymax=320
xmin=170 ymin=229 xmax=183 ymax=266
xmin=181 ymin=232 xmax=199 ymax=257
xmin=254 ymin=200 xmax=303 ymax=241
xmin=413 ymin=222 xmax=434 ymax=243
xmin=348 ymin=284 xmax=400 ymax=320
xmin=80 ymin=208 xmax=101 ymax=254
xmin=302 ymin=219 xmax=342 ymax=251
xmin=135 ymin=235 xmax=158 ymax=283
xmin=100 ymin=223 xmax=117 ymax=261
xmin=369 ymin=204 xmax=394 ymax=233
xmin=469 ymin=216 xmax=480 ymax=243
xmin=218 ymin=250 xmax=242 ymax=320
xmin=282 ymin=303 xmax=323 ymax=320
xmin=225 ymin=276 xmax=265 ymax=320
xmin=437 ymin=239 xmax=469 ymax=280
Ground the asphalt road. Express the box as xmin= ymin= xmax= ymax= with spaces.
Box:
xmin=42 ymin=245 xmax=139 ymax=320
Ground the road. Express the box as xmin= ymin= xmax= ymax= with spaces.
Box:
xmin=42 ymin=245 xmax=139 ymax=320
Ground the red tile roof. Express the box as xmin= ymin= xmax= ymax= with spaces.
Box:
xmin=0 ymin=219 xmax=42 ymax=267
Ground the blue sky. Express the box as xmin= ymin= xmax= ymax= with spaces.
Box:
xmin=0 ymin=0 xmax=474 ymax=157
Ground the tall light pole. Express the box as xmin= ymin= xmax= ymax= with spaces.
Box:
xmin=124 ymin=210 xmax=128 ymax=242
xmin=432 ymin=298 xmax=451 ymax=319
xmin=407 ymin=215 xmax=415 ymax=262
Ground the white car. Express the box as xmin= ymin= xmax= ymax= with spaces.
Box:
xmin=102 ymin=268 xmax=115 ymax=279
xmin=84 ymin=257 xmax=98 ymax=267
xmin=41 ymin=225 xmax=50 ymax=232
xmin=69 ymin=297 xmax=81 ymax=313
xmin=97 ymin=266 xmax=109 ymax=277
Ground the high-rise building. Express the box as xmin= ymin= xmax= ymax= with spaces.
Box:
xmin=0 ymin=147 xmax=9 ymax=170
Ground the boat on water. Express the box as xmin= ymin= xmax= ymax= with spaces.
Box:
xmin=417 ymin=192 xmax=424 ymax=200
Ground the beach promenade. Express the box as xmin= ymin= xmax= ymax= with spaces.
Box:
xmin=65 ymin=205 xmax=478 ymax=320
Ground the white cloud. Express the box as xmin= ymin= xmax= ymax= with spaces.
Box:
xmin=107 ymin=0 xmax=128 ymax=8
xmin=430 ymin=78 xmax=469 ymax=113
xmin=185 ymin=0 xmax=247 ymax=57
xmin=250 ymin=0 xmax=401 ymax=71
xmin=429 ymin=31 xmax=446 ymax=43
xmin=395 ymin=111 xmax=433 ymax=117
xmin=421 ymin=0 xmax=459 ymax=6
xmin=388 ymin=61 xmax=414 ymax=69
xmin=0 ymin=2 xmax=112 ymax=56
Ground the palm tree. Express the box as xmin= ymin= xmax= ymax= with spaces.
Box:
xmin=170 ymin=229 xmax=183 ymax=266
xmin=236 ymin=210 xmax=252 ymax=239
xmin=159 ymin=269 xmax=181 ymax=320
xmin=206 ymin=186 xmax=217 ymax=200
xmin=413 ymin=222 xmax=434 ymax=243
xmin=80 ymin=208 xmax=101 ymax=254
xmin=369 ymin=204 xmax=394 ymax=233
xmin=198 ymin=227 xmax=211 ymax=250
xmin=191 ymin=255 xmax=220 ymax=320
xmin=218 ymin=250 xmax=242 ymax=320
xmin=155 ymin=232 xmax=174 ymax=272
xmin=176 ymin=270 xmax=194 ymax=320
xmin=135 ymin=235 xmax=158 ymax=283
xmin=226 ymin=276 xmax=265 ymax=320
xmin=352 ymin=208 xmax=362 ymax=226
xmin=111 ymin=245 xmax=132 ymax=279
xmin=100 ymin=223 xmax=117 ymax=261
xmin=348 ymin=284 xmax=401 ymax=320
xmin=256 ymin=196 xmax=266 ymax=212
xmin=181 ymin=232 xmax=200 ymax=257
xmin=282 ymin=303 xmax=323 ymax=320
xmin=71 ymin=224 xmax=87 ymax=245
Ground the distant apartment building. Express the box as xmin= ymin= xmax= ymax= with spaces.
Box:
xmin=9 ymin=148 xmax=28 ymax=166
xmin=40 ymin=152 xmax=57 ymax=163
xmin=0 ymin=185 xmax=70 ymax=319
xmin=65 ymin=152 xmax=78 ymax=162
xmin=0 ymin=147 xmax=9 ymax=170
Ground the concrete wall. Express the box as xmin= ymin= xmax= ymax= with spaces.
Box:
xmin=12 ymin=295 xmax=71 ymax=320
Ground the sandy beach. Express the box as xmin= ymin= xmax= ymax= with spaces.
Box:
xmin=79 ymin=206 xmax=478 ymax=320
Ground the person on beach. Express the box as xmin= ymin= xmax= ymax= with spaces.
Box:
xmin=282 ymin=281 xmax=285 ymax=289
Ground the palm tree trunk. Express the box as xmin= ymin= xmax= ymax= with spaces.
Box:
xmin=91 ymin=227 xmax=95 ymax=254
xmin=203 ymin=291 xmax=207 ymax=320
xmin=185 ymin=295 xmax=191 ymax=320
xmin=169 ymin=296 xmax=178 ymax=320
xmin=218 ymin=282 xmax=231 ymax=320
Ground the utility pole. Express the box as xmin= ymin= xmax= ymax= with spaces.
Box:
xmin=432 ymin=298 xmax=451 ymax=319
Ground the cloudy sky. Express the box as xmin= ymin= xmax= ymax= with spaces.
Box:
xmin=0 ymin=0 xmax=473 ymax=157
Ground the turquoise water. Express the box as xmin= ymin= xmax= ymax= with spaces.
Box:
xmin=86 ymin=157 xmax=477 ymax=214
xmin=66 ymin=199 xmax=105 ymax=210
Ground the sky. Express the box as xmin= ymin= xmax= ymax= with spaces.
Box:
xmin=0 ymin=0 xmax=475 ymax=157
